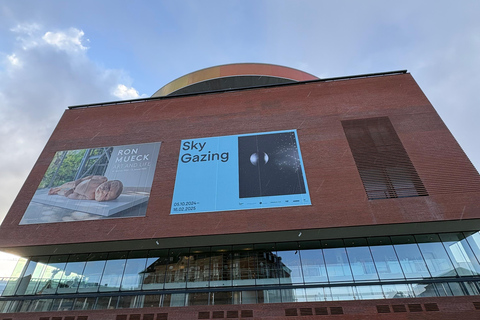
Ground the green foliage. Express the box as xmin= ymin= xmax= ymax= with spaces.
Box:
xmin=38 ymin=149 xmax=86 ymax=189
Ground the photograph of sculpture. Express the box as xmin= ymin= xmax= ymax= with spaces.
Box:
xmin=20 ymin=142 xmax=161 ymax=224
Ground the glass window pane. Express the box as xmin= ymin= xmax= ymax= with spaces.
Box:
xmin=2 ymin=257 xmax=28 ymax=296
xmin=169 ymin=293 xmax=186 ymax=307
xmin=121 ymin=251 xmax=147 ymax=291
xmin=210 ymin=291 xmax=232 ymax=305
xmin=94 ymin=296 xmax=118 ymax=309
xmin=18 ymin=257 xmax=50 ymax=295
xmin=255 ymin=243 xmax=279 ymax=286
xmin=232 ymin=245 xmax=256 ymax=286
xmin=368 ymin=237 xmax=404 ymax=280
xmin=322 ymin=240 xmax=353 ymax=283
xmin=416 ymin=234 xmax=457 ymax=277
xmin=187 ymin=292 xmax=209 ymax=306
xmin=164 ymin=248 xmax=189 ymax=289
xmin=440 ymin=233 xmax=480 ymax=276
xmin=354 ymin=285 xmax=384 ymax=300
xmin=330 ymin=286 xmax=355 ymax=301
xmin=57 ymin=254 xmax=88 ymax=294
xmin=142 ymin=249 xmax=168 ymax=290
xmin=257 ymin=289 xmax=281 ymax=303
xmin=392 ymin=236 xmax=430 ymax=279
xmin=345 ymin=238 xmax=378 ymax=282
xmin=31 ymin=299 xmax=53 ymax=312
xmin=382 ymin=283 xmax=415 ymax=299
xmin=37 ymin=255 xmax=68 ymax=295
xmin=141 ymin=294 xmax=161 ymax=308
xmin=187 ymin=247 xmax=211 ymax=288
xmin=73 ymin=297 xmax=96 ymax=310
xmin=298 ymin=241 xmax=328 ymax=284
xmin=464 ymin=232 xmax=480 ymax=263
xmin=240 ymin=290 xmax=257 ymax=304
xmin=305 ymin=287 xmax=328 ymax=302
xmin=118 ymin=295 xmax=141 ymax=309
xmin=210 ymin=246 xmax=232 ymax=287
xmin=78 ymin=253 xmax=107 ymax=293
xmin=276 ymin=243 xmax=303 ymax=285
xmin=99 ymin=252 xmax=127 ymax=292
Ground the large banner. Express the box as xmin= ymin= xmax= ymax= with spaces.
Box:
xmin=20 ymin=142 xmax=161 ymax=224
xmin=171 ymin=130 xmax=310 ymax=214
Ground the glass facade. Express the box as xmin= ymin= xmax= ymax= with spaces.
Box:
xmin=2 ymin=231 xmax=480 ymax=313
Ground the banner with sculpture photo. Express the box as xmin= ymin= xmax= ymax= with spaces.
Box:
xmin=20 ymin=142 xmax=161 ymax=224
xmin=171 ymin=130 xmax=311 ymax=214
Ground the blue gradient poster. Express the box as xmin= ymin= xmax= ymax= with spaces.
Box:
xmin=170 ymin=130 xmax=311 ymax=214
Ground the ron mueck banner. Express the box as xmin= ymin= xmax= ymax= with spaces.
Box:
xmin=171 ymin=130 xmax=311 ymax=214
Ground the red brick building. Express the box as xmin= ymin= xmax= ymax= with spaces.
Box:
xmin=1 ymin=64 xmax=480 ymax=319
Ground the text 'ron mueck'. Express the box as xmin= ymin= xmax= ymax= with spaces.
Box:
xmin=181 ymin=151 xmax=229 ymax=163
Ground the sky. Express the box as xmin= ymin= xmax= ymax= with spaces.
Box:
xmin=0 ymin=1 xmax=479 ymax=265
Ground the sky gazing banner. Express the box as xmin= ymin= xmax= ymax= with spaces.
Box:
xmin=171 ymin=130 xmax=311 ymax=214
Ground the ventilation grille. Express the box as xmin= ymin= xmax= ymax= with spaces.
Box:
xmin=392 ymin=304 xmax=407 ymax=312
xmin=299 ymin=308 xmax=313 ymax=316
xmin=226 ymin=310 xmax=238 ymax=318
xmin=157 ymin=313 xmax=168 ymax=320
xmin=240 ymin=310 xmax=253 ymax=318
xmin=474 ymin=302 xmax=480 ymax=310
xmin=424 ymin=303 xmax=439 ymax=312
xmin=212 ymin=311 xmax=224 ymax=319
xmin=198 ymin=312 xmax=210 ymax=319
xmin=376 ymin=305 xmax=391 ymax=313
xmin=285 ymin=308 xmax=298 ymax=316
xmin=315 ymin=307 xmax=328 ymax=315
xmin=342 ymin=117 xmax=428 ymax=200
xmin=407 ymin=304 xmax=423 ymax=312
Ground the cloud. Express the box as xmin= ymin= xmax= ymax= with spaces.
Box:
xmin=0 ymin=23 xmax=144 ymax=223
xmin=112 ymin=84 xmax=141 ymax=100
xmin=43 ymin=28 xmax=88 ymax=52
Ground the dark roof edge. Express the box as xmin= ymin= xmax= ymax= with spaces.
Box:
xmin=68 ymin=70 xmax=408 ymax=110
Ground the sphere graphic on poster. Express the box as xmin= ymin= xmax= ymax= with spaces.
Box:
xmin=250 ymin=152 xmax=269 ymax=166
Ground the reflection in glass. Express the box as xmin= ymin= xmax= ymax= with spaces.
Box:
xmin=187 ymin=247 xmax=211 ymax=288
xmin=382 ymin=283 xmax=414 ymax=299
xmin=142 ymin=249 xmax=168 ymax=290
xmin=368 ymin=237 xmax=404 ymax=280
xmin=354 ymin=285 xmax=384 ymax=300
xmin=440 ymin=233 xmax=480 ymax=276
xmin=345 ymin=239 xmax=378 ymax=282
xmin=164 ymin=249 xmax=189 ymax=289
xmin=21 ymin=257 xmax=49 ymax=295
xmin=95 ymin=296 xmax=118 ymax=309
xmin=99 ymin=252 xmax=127 ymax=292
xmin=298 ymin=241 xmax=328 ymax=284
xmin=392 ymin=236 xmax=430 ymax=279
xmin=322 ymin=240 xmax=353 ymax=283
xmin=57 ymin=254 xmax=88 ymax=294
xmin=2 ymin=257 xmax=28 ymax=296
xmin=276 ymin=242 xmax=303 ymax=285
xmin=232 ymin=245 xmax=256 ymax=286
xmin=73 ymin=297 xmax=96 ymax=310
xmin=255 ymin=243 xmax=279 ymax=286
xmin=121 ymin=251 xmax=147 ymax=291
xmin=330 ymin=286 xmax=355 ymax=301
xmin=416 ymin=234 xmax=456 ymax=277
xmin=258 ymin=289 xmax=281 ymax=303
xmin=78 ymin=253 xmax=107 ymax=293
xmin=210 ymin=246 xmax=232 ymax=287
xmin=36 ymin=255 xmax=68 ymax=295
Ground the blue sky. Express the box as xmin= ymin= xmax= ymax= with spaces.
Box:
xmin=0 ymin=0 xmax=479 ymax=224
